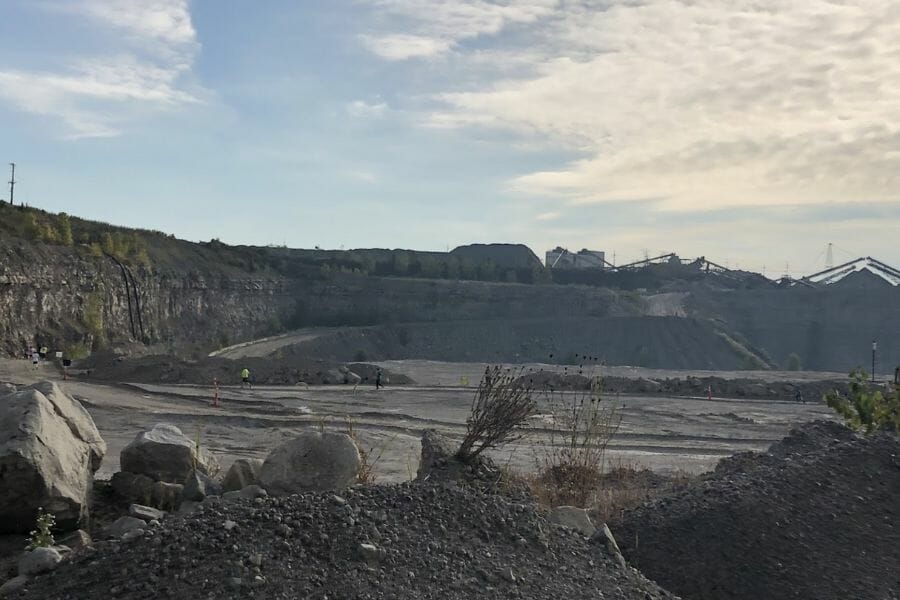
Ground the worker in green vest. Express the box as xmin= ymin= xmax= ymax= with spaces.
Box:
xmin=241 ymin=367 xmax=251 ymax=389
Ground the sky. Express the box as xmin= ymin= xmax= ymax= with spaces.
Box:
xmin=2 ymin=0 xmax=900 ymax=276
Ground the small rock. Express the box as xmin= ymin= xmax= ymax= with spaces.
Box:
xmin=57 ymin=529 xmax=92 ymax=550
xmin=227 ymin=577 xmax=243 ymax=589
xmin=222 ymin=485 xmax=268 ymax=502
xmin=548 ymin=506 xmax=596 ymax=536
xmin=18 ymin=547 xmax=62 ymax=576
xmin=248 ymin=553 xmax=263 ymax=567
xmin=122 ymin=529 xmax=145 ymax=543
xmin=358 ymin=543 xmax=384 ymax=566
xmin=105 ymin=516 xmax=146 ymax=539
xmin=0 ymin=575 xmax=29 ymax=597
xmin=129 ymin=504 xmax=165 ymax=522
xmin=224 ymin=520 xmax=237 ymax=531
xmin=177 ymin=501 xmax=200 ymax=516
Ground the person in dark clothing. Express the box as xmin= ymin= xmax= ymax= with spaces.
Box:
xmin=375 ymin=369 xmax=384 ymax=390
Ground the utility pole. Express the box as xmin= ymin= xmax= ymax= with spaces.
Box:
xmin=8 ymin=163 xmax=15 ymax=206
xmin=872 ymin=340 xmax=877 ymax=382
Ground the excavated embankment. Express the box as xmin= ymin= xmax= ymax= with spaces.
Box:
xmin=611 ymin=421 xmax=900 ymax=600
xmin=15 ymin=483 xmax=677 ymax=600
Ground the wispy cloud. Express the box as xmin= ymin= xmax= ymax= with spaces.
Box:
xmin=358 ymin=0 xmax=559 ymax=60
xmin=346 ymin=99 xmax=388 ymax=118
xmin=0 ymin=0 xmax=200 ymax=138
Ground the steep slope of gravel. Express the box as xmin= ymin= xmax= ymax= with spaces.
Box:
xmin=611 ymin=421 xmax=900 ymax=600
xmin=16 ymin=483 xmax=678 ymax=600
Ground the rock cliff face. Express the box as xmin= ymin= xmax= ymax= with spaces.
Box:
xmin=3 ymin=234 xmax=898 ymax=372
xmin=0 ymin=238 xmax=293 ymax=355
xmin=0 ymin=237 xmax=637 ymax=357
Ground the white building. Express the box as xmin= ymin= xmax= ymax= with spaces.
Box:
xmin=546 ymin=247 xmax=607 ymax=269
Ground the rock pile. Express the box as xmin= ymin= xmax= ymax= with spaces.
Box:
xmin=611 ymin=421 xmax=900 ymax=600
xmin=13 ymin=482 xmax=677 ymax=600
xmin=0 ymin=382 xmax=106 ymax=533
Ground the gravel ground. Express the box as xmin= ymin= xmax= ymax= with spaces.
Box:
xmin=15 ymin=483 xmax=678 ymax=600
xmin=611 ymin=421 xmax=900 ymax=600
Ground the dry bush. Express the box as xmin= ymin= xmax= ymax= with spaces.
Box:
xmin=456 ymin=366 xmax=537 ymax=461
xmin=532 ymin=375 xmax=622 ymax=507
xmin=345 ymin=417 xmax=394 ymax=484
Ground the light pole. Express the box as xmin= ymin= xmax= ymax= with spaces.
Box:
xmin=872 ymin=340 xmax=877 ymax=382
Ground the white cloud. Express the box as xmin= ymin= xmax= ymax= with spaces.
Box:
xmin=381 ymin=0 xmax=900 ymax=211
xmin=0 ymin=0 xmax=200 ymax=138
xmin=70 ymin=0 xmax=197 ymax=48
xmin=346 ymin=99 xmax=389 ymax=118
xmin=359 ymin=0 xmax=559 ymax=60
xmin=535 ymin=211 xmax=560 ymax=221
xmin=360 ymin=34 xmax=454 ymax=60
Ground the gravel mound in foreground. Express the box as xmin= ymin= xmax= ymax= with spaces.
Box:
xmin=612 ymin=421 xmax=900 ymax=600
xmin=16 ymin=483 xmax=677 ymax=600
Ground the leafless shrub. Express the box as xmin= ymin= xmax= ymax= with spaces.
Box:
xmin=456 ymin=365 xmax=537 ymax=461
xmin=533 ymin=374 xmax=622 ymax=507
xmin=345 ymin=416 xmax=395 ymax=484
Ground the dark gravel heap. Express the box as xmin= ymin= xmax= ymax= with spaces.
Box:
xmin=16 ymin=483 xmax=677 ymax=600
xmin=611 ymin=421 xmax=900 ymax=600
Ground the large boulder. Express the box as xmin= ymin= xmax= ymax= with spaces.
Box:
xmin=0 ymin=382 xmax=106 ymax=533
xmin=222 ymin=458 xmax=263 ymax=492
xmin=120 ymin=424 xmax=219 ymax=484
xmin=259 ymin=432 xmax=360 ymax=495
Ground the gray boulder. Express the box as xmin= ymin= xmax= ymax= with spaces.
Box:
xmin=591 ymin=523 xmax=627 ymax=569
xmin=18 ymin=547 xmax=62 ymax=576
xmin=259 ymin=432 xmax=360 ymax=495
xmin=0 ymin=382 xmax=106 ymax=533
xmin=549 ymin=506 xmax=596 ymax=536
xmin=182 ymin=470 xmax=222 ymax=502
xmin=120 ymin=423 xmax=219 ymax=484
xmin=222 ymin=458 xmax=263 ymax=492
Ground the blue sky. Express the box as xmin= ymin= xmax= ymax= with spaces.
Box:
xmin=2 ymin=1 xmax=900 ymax=275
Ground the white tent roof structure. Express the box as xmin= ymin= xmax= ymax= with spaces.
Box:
xmin=804 ymin=257 xmax=900 ymax=287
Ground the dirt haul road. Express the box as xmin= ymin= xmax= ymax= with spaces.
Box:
xmin=0 ymin=357 xmax=836 ymax=482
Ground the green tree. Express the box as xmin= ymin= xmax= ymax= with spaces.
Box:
xmin=825 ymin=369 xmax=900 ymax=434
xmin=23 ymin=214 xmax=41 ymax=240
xmin=57 ymin=213 xmax=74 ymax=246
xmin=40 ymin=225 xmax=58 ymax=243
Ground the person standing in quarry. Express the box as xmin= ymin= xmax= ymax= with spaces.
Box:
xmin=241 ymin=367 xmax=252 ymax=389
